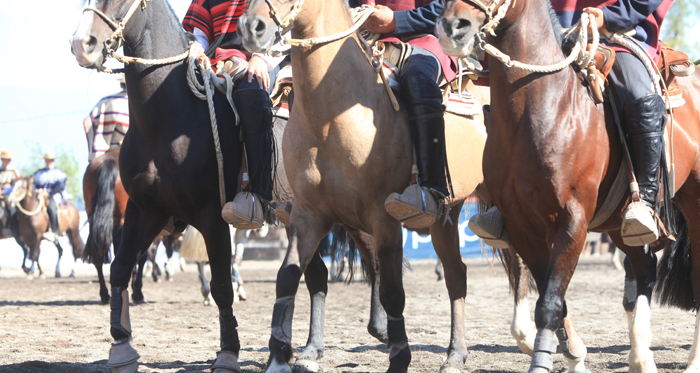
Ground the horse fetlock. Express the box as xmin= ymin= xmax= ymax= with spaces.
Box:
xmin=528 ymin=329 xmax=558 ymax=373
xmin=387 ymin=342 xmax=411 ymax=373
xmin=268 ymin=336 xmax=294 ymax=370
xmin=556 ymin=317 xmax=587 ymax=362
xmin=219 ymin=309 xmax=240 ymax=353
xmin=110 ymin=287 xmax=132 ymax=341
xmin=271 ymin=296 xmax=295 ymax=345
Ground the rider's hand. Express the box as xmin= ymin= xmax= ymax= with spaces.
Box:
xmin=247 ymin=55 xmax=270 ymax=90
xmin=582 ymin=7 xmax=606 ymax=33
xmin=363 ymin=5 xmax=396 ymax=34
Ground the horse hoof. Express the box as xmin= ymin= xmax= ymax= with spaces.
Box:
xmin=39 ymin=274 xmax=46 ymax=280
xmin=203 ymin=294 xmax=214 ymax=306
xmin=438 ymin=367 xmax=462 ymax=373
xmin=111 ymin=361 xmax=138 ymax=373
xmin=211 ymin=350 xmax=242 ymax=373
xmin=293 ymin=359 xmax=320 ymax=373
xmin=69 ymin=270 xmax=76 ymax=278
xmin=108 ymin=341 xmax=140 ymax=373
xmin=266 ymin=359 xmax=293 ymax=373
xmin=101 ymin=297 xmax=111 ymax=305
xmin=26 ymin=275 xmax=34 ymax=281
xmin=55 ymin=272 xmax=62 ymax=278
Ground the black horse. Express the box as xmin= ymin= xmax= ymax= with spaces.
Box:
xmin=71 ymin=0 xmax=252 ymax=370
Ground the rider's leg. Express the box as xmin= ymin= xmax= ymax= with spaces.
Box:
xmin=221 ymin=70 xmax=278 ymax=229
xmin=385 ymin=47 xmax=448 ymax=229
xmin=46 ymin=196 xmax=59 ymax=236
xmin=608 ymin=52 xmax=665 ymax=246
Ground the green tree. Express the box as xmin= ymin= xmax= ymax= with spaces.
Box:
xmin=661 ymin=0 xmax=700 ymax=59
xmin=20 ymin=141 xmax=83 ymax=209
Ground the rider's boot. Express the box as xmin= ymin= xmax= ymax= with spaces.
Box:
xmin=385 ymin=111 xmax=449 ymax=229
xmin=222 ymin=89 xmax=275 ymax=229
xmin=620 ymin=94 xmax=666 ymax=246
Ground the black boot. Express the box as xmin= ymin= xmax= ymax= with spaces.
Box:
xmin=384 ymin=69 xmax=449 ymax=229
xmin=408 ymin=112 xmax=449 ymax=197
xmin=48 ymin=197 xmax=59 ymax=233
xmin=221 ymin=89 xmax=275 ymax=229
xmin=620 ymin=94 xmax=666 ymax=246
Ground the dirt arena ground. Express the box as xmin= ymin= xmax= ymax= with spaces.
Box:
xmin=0 ymin=255 xmax=696 ymax=373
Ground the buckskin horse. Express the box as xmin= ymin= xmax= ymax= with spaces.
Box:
xmin=12 ymin=177 xmax=84 ymax=279
xmin=237 ymin=1 xmax=538 ymax=372
xmin=437 ymin=0 xmax=700 ymax=372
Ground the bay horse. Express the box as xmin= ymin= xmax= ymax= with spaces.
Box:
xmin=82 ymin=151 xmax=131 ymax=304
xmin=238 ymin=1 xmax=535 ymax=372
xmin=12 ymin=177 xmax=84 ymax=279
xmin=0 ymin=194 xmax=31 ymax=272
xmin=437 ymin=1 xmax=700 ymax=372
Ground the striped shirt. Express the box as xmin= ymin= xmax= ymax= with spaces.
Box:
xmin=551 ymin=0 xmax=673 ymax=62
xmin=183 ymin=0 xmax=250 ymax=65
xmin=83 ymin=90 xmax=129 ymax=161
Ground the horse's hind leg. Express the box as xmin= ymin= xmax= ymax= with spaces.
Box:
xmin=266 ymin=205 xmax=332 ymax=373
xmin=197 ymin=261 xmax=214 ymax=306
xmin=294 ymin=250 xmax=328 ymax=372
xmin=53 ymin=240 xmax=64 ymax=278
xmin=430 ymin=202 xmax=468 ymax=372
xmin=131 ymin=250 xmax=148 ymax=304
xmin=505 ymin=247 xmax=537 ymax=355
xmin=96 ymin=262 xmax=110 ymax=304
xmin=609 ymin=231 xmax=658 ymax=373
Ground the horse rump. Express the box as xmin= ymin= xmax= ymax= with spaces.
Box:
xmin=654 ymin=209 xmax=696 ymax=311
xmin=83 ymin=158 xmax=118 ymax=264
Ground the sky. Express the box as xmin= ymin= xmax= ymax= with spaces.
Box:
xmin=0 ymin=1 xmax=698 ymax=181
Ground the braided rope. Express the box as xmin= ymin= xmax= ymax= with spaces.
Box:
xmin=479 ymin=13 xmax=594 ymax=73
xmin=185 ymin=42 xmax=229 ymax=207
xmin=16 ymin=194 xmax=44 ymax=217
xmin=283 ymin=6 xmax=377 ymax=48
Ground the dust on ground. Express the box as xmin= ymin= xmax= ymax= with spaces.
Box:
xmin=0 ymin=256 xmax=695 ymax=372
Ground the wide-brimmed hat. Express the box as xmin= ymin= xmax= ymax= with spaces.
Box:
xmin=0 ymin=150 xmax=14 ymax=160
xmin=44 ymin=153 xmax=56 ymax=160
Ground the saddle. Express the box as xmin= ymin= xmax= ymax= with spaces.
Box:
xmin=587 ymin=43 xmax=693 ymax=108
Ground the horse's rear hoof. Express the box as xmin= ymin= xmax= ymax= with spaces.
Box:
xmin=293 ymin=359 xmax=320 ymax=373
xmin=386 ymin=343 xmax=411 ymax=373
xmin=108 ymin=340 xmax=140 ymax=373
xmin=26 ymin=274 xmax=34 ymax=281
xmin=55 ymin=271 xmax=62 ymax=278
xmin=39 ymin=274 xmax=46 ymax=280
xmin=69 ymin=270 xmax=76 ymax=278
xmin=131 ymin=294 xmax=145 ymax=305
xmin=101 ymin=296 xmax=111 ymax=305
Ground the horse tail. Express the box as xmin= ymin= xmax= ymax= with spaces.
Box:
xmin=82 ymin=158 xmax=117 ymax=264
xmin=329 ymin=225 xmax=372 ymax=284
xmin=654 ymin=210 xmax=696 ymax=310
xmin=179 ymin=226 xmax=209 ymax=262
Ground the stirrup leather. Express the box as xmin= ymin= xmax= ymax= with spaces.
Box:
xmin=222 ymin=191 xmax=264 ymax=229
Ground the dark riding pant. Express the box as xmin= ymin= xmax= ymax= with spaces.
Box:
xmin=233 ymin=66 xmax=280 ymax=201
xmin=399 ymin=47 xmax=449 ymax=196
xmin=47 ymin=196 xmax=59 ymax=234
xmin=607 ymin=51 xmax=667 ymax=207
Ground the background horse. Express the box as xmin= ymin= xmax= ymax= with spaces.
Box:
xmin=438 ymin=1 xmax=700 ymax=372
xmin=238 ymin=1 xmax=536 ymax=372
xmin=12 ymin=177 xmax=83 ymax=279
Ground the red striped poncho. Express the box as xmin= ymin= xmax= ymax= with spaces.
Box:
xmin=183 ymin=0 xmax=251 ymax=65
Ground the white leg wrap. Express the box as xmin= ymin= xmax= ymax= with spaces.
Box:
xmin=684 ymin=312 xmax=700 ymax=373
xmin=628 ymin=295 xmax=657 ymax=373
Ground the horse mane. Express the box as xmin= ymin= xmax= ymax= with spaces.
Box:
xmin=546 ymin=0 xmax=564 ymax=48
